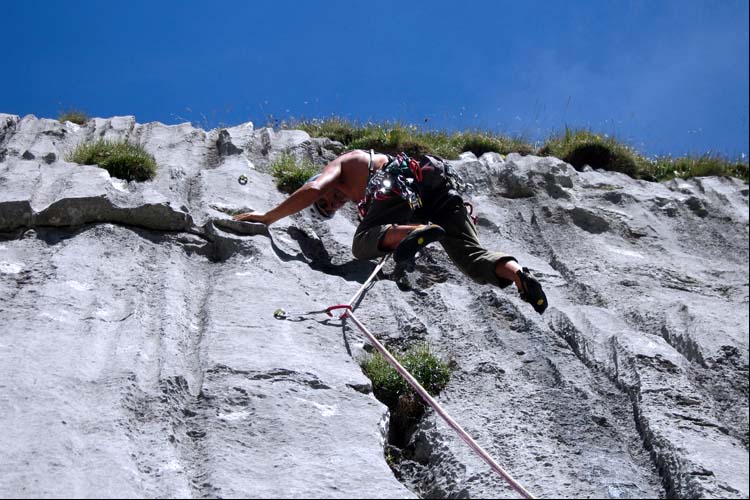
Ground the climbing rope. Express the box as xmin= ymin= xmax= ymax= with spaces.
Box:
xmin=344 ymin=310 xmax=535 ymax=500
xmin=272 ymin=253 xmax=535 ymax=499
xmin=273 ymin=255 xmax=390 ymax=320
xmin=345 ymin=255 xmax=391 ymax=308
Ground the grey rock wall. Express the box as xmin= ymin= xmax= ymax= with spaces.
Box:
xmin=0 ymin=114 xmax=747 ymax=499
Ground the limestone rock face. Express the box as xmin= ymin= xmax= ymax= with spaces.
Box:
xmin=1 ymin=114 xmax=747 ymax=499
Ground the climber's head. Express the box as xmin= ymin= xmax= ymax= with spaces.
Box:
xmin=307 ymin=174 xmax=347 ymax=220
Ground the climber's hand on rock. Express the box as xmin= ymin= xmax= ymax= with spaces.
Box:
xmin=233 ymin=211 xmax=269 ymax=225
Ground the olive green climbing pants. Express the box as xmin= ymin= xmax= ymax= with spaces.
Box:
xmin=352 ymin=162 xmax=517 ymax=289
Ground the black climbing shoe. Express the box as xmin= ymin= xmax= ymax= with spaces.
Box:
xmin=517 ymin=267 xmax=548 ymax=314
xmin=393 ymin=224 xmax=446 ymax=263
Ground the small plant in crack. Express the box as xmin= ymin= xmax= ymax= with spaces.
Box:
xmin=361 ymin=343 xmax=452 ymax=448
xmin=269 ymin=153 xmax=318 ymax=193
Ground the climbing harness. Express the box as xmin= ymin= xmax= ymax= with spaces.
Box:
xmin=358 ymin=153 xmax=424 ymax=218
xmin=357 ymin=153 xmax=481 ymax=227
xmin=272 ymin=253 xmax=535 ymax=499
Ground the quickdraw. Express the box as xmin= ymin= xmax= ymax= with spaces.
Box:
xmin=273 ymin=304 xmax=352 ymax=320
xmin=273 ymin=256 xmax=390 ymax=321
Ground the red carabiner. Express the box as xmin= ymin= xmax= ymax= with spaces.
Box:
xmin=325 ymin=304 xmax=353 ymax=318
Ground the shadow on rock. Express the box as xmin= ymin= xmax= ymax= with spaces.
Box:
xmin=287 ymin=226 xmax=379 ymax=283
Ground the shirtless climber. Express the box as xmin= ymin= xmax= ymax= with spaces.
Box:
xmin=233 ymin=149 xmax=548 ymax=314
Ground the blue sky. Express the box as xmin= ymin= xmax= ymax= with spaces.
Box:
xmin=2 ymin=0 xmax=748 ymax=158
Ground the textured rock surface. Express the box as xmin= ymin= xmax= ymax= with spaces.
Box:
xmin=1 ymin=114 xmax=747 ymax=499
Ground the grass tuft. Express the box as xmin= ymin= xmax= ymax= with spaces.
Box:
xmin=67 ymin=140 xmax=157 ymax=182
xmin=289 ymin=117 xmax=748 ymax=183
xmin=361 ymin=343 xmax=451 ymax=410
xmin=58 ymin=109 xmax=89 ymax=125
xmin=449 ymin=130 xmax=535 ymax=157
xmin=269 ymin=153 xmax=319 ymax=193
xmin=348 ymin=124 xmax=435 ymax=157
xmin=640 ymin=153 xmax=749 ymax=182
xmin=538 ymin=127 xmax=641 ymax=177
xmin=361 ymin=343 xmax=452 ymax=447
xmin=294 ymin=117 xmax=370 ymax=146
xmin=295 ymin=117 xmax=533 ymax=159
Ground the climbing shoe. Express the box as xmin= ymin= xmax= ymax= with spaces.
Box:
xmin=517 ymin=267 xmax=548 ymax=314
xmin=393 ymin=224 xmax=446 ymax=263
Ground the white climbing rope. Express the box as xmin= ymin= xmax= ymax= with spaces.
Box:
xmin=274 ymin=254 xmax=535 ymax=498
xmin=342 ymin=309 xmax=535 ymax=500
xmin=346 ymin=255 xmax=391 ymax=309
